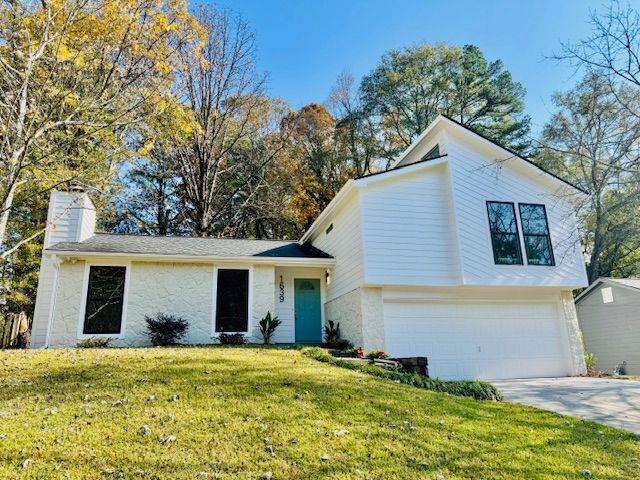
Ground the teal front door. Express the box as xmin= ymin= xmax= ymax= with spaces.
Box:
xmin=294 ymin=278 xmax=322 ymax=343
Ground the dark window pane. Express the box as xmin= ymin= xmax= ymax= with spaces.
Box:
xmin=519 ymin=204 xmax=550 ymax=235
xmin=421 ymin=144 xmax=440 ymax=161
xmin=519 ymin=204 xmax=555 ymax=266
xmin=83 ymin=266 xmax=126 ymax=334
xmin=524 ymin=235 xmax=554 ymax=266
xmin=215 ymin=269 xmax=249 ymax=332
xmin=487 ymin=202 xmax=522 ymax=265
xmin=487 ymin=202 xmax=518 ymax=234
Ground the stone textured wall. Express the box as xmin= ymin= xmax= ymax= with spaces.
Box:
xmin=324 ymin=288 xmax=363 ymax=347
xmin=126 ymin=262 xmax=214 ymax=346
xmin=249 ymin=265 xmax=275 ymax=342
xmin=360 ymin=287 xmax=385 ymax=351
xmin=560 ymin=289 xmax=587 ymax=375
xmin=48 ymin=260 xmax=276 ymax=347
xmin=49 ymin=260 xmax=85 ymax=347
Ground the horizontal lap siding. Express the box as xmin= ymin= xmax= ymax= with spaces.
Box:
xmin=30 ymin=256 xmax=56 ymax=347
xmin=361 ymin=164 xmax=459 ymax=285
xmin=577 ymin=284 xmax=640 ymax=374
xmin=310 ymin=194 xmax=363 ymax=301
xmin=447 ymin=134 xmax=587 ymax=287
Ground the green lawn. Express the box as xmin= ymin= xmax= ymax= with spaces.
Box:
xmin=0 ymin=347 xmax=638 ymax=479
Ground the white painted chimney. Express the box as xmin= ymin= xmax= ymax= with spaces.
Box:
xmin=44 ymin=189 xmax=96 ymax=247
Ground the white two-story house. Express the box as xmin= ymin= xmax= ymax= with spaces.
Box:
xmin=31 ymin=115 xmax=588 ymax=380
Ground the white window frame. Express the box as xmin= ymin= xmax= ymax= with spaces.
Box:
xmin=77 ymin=260 xmax=131 ymax=339
xmin=211 ymin=265 xmax=253 ymax=337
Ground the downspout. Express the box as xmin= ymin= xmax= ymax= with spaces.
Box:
xmin=44 ymin=254 xmax=60 ymax=348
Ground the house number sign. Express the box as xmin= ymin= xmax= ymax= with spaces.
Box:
xmin=279 ymin=275 xmax=285 ymax=303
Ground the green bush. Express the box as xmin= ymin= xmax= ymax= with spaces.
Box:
xmin=144 ymin=313 xmax=189 ymax=346
xmin=323 ymin=320 xmax=340 ymax=344
xmin=258 ymin=311 xmax=282 ymax=344
xmin=365 ymin=349 xmax=389 ymax=360
xmin=302 ymin=347 xmax=503 ymax=401
xmin=217 ymin=333 xmax=246 ymax=345
xmin=76 ymin=337 xmax=111 ymax=348
xmin=585 ymin=351 xmax=597 ymax=371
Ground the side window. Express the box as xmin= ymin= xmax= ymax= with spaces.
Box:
xmin=83 ymin=266 xmax=127 ymax=334
xmin=486 ymin=202 xmax=523 ymax=265
xmin=518 ymin=203 xmax=555 ymax=266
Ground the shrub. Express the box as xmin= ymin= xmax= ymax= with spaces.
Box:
xmin=614 ymin=361 xmax=628 ymax=376
xmin=323 ymin=320 xmax=340 ymax=344
xmin=345 ymin=346 xmax=364 ymax=358
xmin=258 ymin=311 xmax=282 ymax=344
xmin=218 ymin=333 xmax=246 ymax=345
xmin=585 ymin=351 xmax=597 ymax=371
xmin=77 ymin=337 xmax=111 ymax=348
xmin=144 ymin=313 xmax=189 ymax=346
xmin=365 ymin=349 xmax=389 ymax=360
xmin=302 ymin=347 xmax=502 ymax=401
xmin=332 ymin=339 xmax=353 ymax=350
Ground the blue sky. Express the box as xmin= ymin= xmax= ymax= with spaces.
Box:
xmin=211 ymin=0 xmax=608 ymax=135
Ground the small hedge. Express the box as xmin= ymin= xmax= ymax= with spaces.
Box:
xmin=301 ymin=347 xmax=503 ymax=401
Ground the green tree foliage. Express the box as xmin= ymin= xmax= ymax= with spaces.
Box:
xmin=538 ymin=73 xmax=640 ymax=282
xmin=0 ymin=0 xmax=200 ymax=248
xmin=360 ymin=43 xmax=530 ymax=157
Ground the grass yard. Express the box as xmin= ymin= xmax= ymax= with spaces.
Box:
xmin=0 ymin=347 xmax=638 ymax=479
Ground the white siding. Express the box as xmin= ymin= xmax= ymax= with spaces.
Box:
xmin=30 ymin=255 xmax=58 ymax=348
xmin=446 ymin=132 xmax=587 ymax=287
xmin=360 ymin=163 xmax=460 ymax=286
xmin=577 ymin=283 xmax=640 ymax=374
xmin=44 ymin=191 xmax=95 ymax=247
xmin=32 ymin=190 xmax=96 ymax=348
xmin=309 ymin=192 xmax=363 ymax=301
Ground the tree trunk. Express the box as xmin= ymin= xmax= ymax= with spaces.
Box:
xmin=0 ymin=181 xmax=18 ymax=249
xmin=588 ymin=200 xmax=605 ymax=283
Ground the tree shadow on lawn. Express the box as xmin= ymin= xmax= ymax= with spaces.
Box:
xmin=1 ymin=348 xmax=638 ymax=479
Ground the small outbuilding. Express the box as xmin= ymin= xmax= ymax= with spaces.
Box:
xmin=575 ymin=278 xmax=640 ymax=375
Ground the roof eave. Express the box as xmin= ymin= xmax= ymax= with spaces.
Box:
xmin=300 ymin=180 xmax=358 ymax=244
xmin=45 ymin=249 xmax=336 ymax=267
xmin=575 ymin=277 xmax=640 ymax=304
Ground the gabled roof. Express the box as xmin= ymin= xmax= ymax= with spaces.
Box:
xmin=393 ymin=114 xmax=588 ymax=195
xmin=575 ymin=277 xmax=640 ymax=304
xmin=47 ymin=233 xmax=332 ymax=261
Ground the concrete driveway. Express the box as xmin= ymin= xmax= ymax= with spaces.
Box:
xmin=492 ymin=377 xmax=640 ymax=434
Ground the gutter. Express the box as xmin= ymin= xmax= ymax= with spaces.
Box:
xmin=46 ymin=249 xmax=336 ymax=268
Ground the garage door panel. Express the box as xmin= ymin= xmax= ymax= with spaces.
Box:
xmin=384 ymin=300 xmax=570 ymax=380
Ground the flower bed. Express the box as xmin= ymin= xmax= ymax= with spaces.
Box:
xmin=302 ymin=347 xmax=503 ymax=401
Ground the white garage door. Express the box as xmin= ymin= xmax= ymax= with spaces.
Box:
xmin=384 ymin=301 xmax=571 ymax=380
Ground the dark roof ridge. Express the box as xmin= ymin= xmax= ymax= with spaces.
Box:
xmin=91 ymin=232 xmax=297 ymax=243
xmin=439 ymin=114 xmax=588 ymax=195
xmin=355 ymin=153 xmax=448 ymax=180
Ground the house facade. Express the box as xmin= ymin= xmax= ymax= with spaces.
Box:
xmin=576 ymin=278 xmax=640 ymax=375
xmin=31 ymin=115 xmax=589 ymax=380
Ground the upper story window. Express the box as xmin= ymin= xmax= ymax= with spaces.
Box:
xmin=518 ymin=203 xmax=555 ymax=266
xmin=421 ymin=144 xmax=440 ymax=161
xmin=486 ymin=201 xmax=523 ymax=265
xmin=83 ymin=266 xmax=126 ymax=335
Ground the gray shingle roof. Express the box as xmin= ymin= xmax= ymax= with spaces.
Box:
xmin=602 ymin=277 xmax=640 ymax=290
xmin=47 ymin=233 xmax=332 ymax=259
